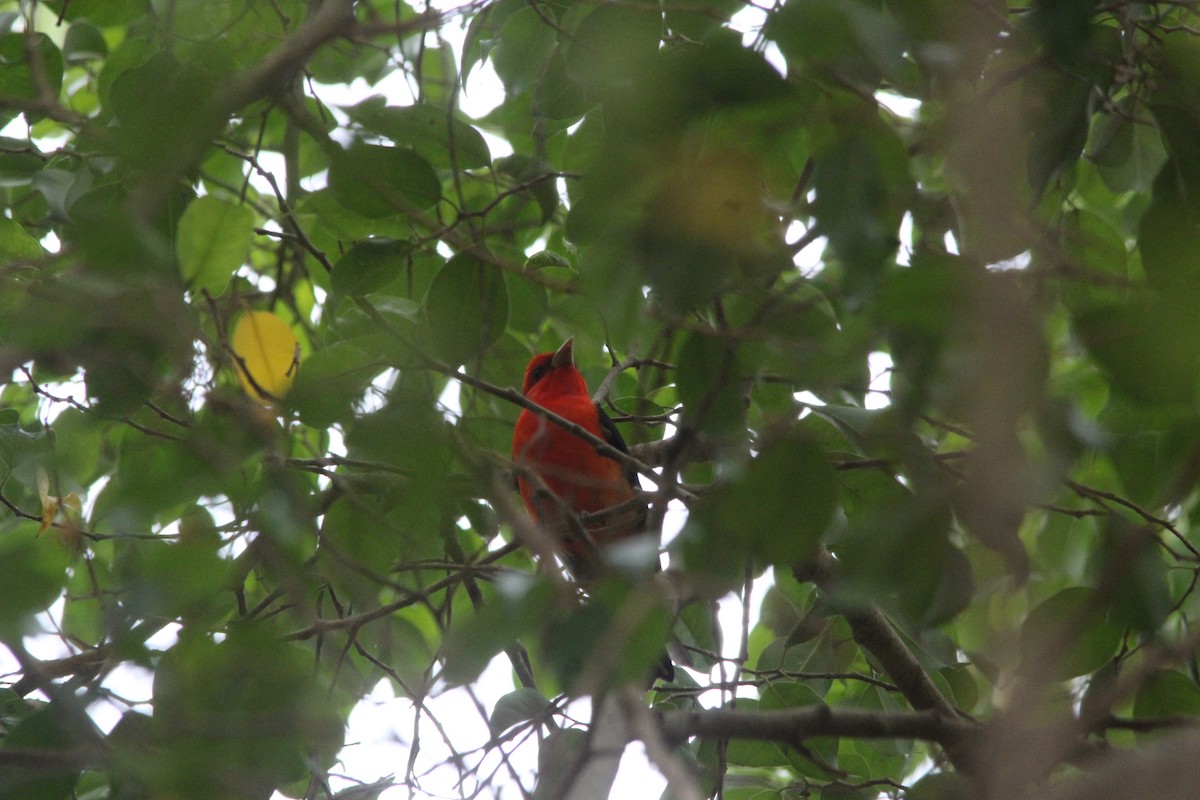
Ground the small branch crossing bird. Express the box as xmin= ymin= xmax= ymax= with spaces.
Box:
xmin=512 ymin=338 xmax=674 ymax=682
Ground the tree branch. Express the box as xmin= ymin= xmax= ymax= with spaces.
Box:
xmin=657 ymin=705 xmax=974 ymax=749
xmin=794 ymin=552 xmax=973 ymax=770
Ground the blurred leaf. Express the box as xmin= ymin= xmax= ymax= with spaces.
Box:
xmin=287 ymin=341 xmax=381 ymax=429
xmin=48 ymin=0 xmax=150 ymax=25
xmin=115 ymin=537 xmax=230 ymax=624
xmin=150 ymin=628 xmax=343 ymax=798
xmin=1020 ymin=587 xmax=1120 ymax=681
xmin=676 ymin=333 xmax=744 ymax=436
xmin=331 ymin=776 xmax=396 ymax=800
xmin=675 ymin=598 xmax=722 ymax=671
xmin=0 ymin=217 xmax=45 ymax=261
xmin=543 ymin=578 xmax=673 ymax=690
xmin=564 ymin=5 xmax=660 ymax=95
xmin=1075 ymin=293 xmax=1200 ymax=406
xmin=0 ymin=33 xmax=64 ymax=117
xmin=0 ymin=524 xmax=70 ymax=640
xmin=767 ymin=0 xmax=907 ymax=88
xmin=0 ymin=704 xmax=81 ymax=800
xmin=107 ymin=51 xmax=221 ymax=166
xmin=532 ymin=728 xmax=590 ymax=800
xmin=1056 ymin=209 xmax=1130 ymax=313
xmin=177 ymin=196 xmax=255 ymax=295
xmin=683 ymin=435 xmax=837 ymax=578
xmin=1025 ymin=67 xmax=1092 ymax=195
xmin=1134 ymin=670 xmax=1200 ymax=722
xmin=490 ymin=6 xmax=557 ymax=96
xmin=905 ymin=773 xmax=974 ymax=800
xmin=1097 ymin=520 xmax=1173 ymax=633
xmin=443 ymin=575 xmax=557 ymax=685
xmin=1088 ymin=96 xmax=1166 ymax=194
xmin=63 ymin=22 xmax=107 ymax=63
xmin=812 ymin=119 xmax=909 ymax=289
xmin=1138 ymin=161 xmax=1200 ymax=300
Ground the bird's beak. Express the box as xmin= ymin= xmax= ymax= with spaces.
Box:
xmin=551 ymin=338 xmax=574 ymax=369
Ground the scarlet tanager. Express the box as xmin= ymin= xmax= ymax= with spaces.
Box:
xmin=512 ymin=338 xmax=674 ymax=681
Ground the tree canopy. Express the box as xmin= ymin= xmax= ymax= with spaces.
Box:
xmin=2 ymin=0 xmax=1200 ymax=798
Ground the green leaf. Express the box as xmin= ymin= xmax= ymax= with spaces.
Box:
xmin=1099 ymin=520 xmax=1173 ymax=633
xmin=938 ymin=665 xmax=979 ymax=713
xmin=331 ymin=776 xmax=397 ymax=800
xmin=0 ymin=138 xmax=45 ymax=188
xmin=0 ymin=704 xmax=81 ymax=800
xmin=1134 ymin=670 xmax=1200 ymax=720
xmin=49 ymin=0 xmax=150 ymax=26
xmin=665 ymin=0 xmax=743 ymax=41
xmin=523 ymin=250 xmax=572 ymax=271
xmin=683 ymin=435 xmax=837 ymax=578
xmin=0 ymin=217 xmax=45 ymax=261
xmin=287 ymin=341 xmax=382 ymax=429
xmin=443 ymin=575 xmax=557 ymax=685
xmin=328 ymin=141 xmax=441 ymax=218
xmin=1138 ymin=161 xmax=1200 ymax=300
xmin=1075 ymin=294 xmax=1200 ymax=407
xmin=423 ymin=252 xmax=509 ymax=365
xmin=332 ymin=239 xmax=412 ymax=297
xmin=114 ymin=537 xmax=231 ymax=624
xmin=176 ymin=196 xmax=255 ymax=295
xmin=905 ymin=773 xmax=974 ymax=800
xmin=0 ymin=33 xmax=64 ymax=111
xmin=63 ymin=21 xmax=107 ymax=63
xmin=0 ymin=525 xmax=70 ymax=640
xmin=564 ymin=5 xmax=661 ymax=94
xmin=811 ymin=120 xmax=908 ymax=289
xmin=1088 ymin=96 xmax=1166 ymax=193
xmin=1025 ymin=66 xmax=1092 ymax=195
xmin=1019 ymin=587 xmax=1121 ymax=681
xmin=532 ymin=729 xmax=591 ymax=800
xmin=347 ymin=100 xmax=491 ymax=170
xmin=1056 ymin=209 xmax=1130 ymax=314
xmin=151 ymin=628 xmax=344 ymax=798
xmin=48 ymin=407 xmax=102 ymax=488
xmin=676 ymin=333 xmax=744 ymax=436
xmin=675 ymin=599 xmax=722 ymax=671
xmin=489 ymin=688 xmax=551 ymax=736
xmin=766 ymin=0 xmax=907 ymax=88
xmin=107 ymin=52 xmax=220 ymax=166
xmin=490 ymin=7 xmax=558 ymax=96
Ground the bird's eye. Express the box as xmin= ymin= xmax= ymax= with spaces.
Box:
xmin=530 ymin=365 xmax=547 ymax=383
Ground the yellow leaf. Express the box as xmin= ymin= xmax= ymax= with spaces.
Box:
xmin=37 ymin=467 xmax=56 ymax=535
xmin=39 ymin=498 xmax=57 ymax=535
xmin=230 ymin=310 xmax=300 ymax=403
xmin=37 ymin=467 xmax=50 ymax=504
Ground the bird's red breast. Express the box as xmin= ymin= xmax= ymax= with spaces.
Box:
xmin=512 ymin=338 xmax=643 ymax=575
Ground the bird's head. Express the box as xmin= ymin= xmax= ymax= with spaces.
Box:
xmin=522 ymin=338 xmax=588 ymax=400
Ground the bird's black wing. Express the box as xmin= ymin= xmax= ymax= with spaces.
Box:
xmin=595 ymin=403 xmax=640 ymax=494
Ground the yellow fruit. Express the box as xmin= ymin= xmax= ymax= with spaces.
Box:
xmin=229 ymin=310 xmax=300 ymax=403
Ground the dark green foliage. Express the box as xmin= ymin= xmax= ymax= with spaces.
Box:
xmin=0 ymin=1 xmax=1199 ymax=799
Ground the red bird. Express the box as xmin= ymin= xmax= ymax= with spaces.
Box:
xmin=512 ymin=338 xmax=645 ymax=577
xmin=512 ymin=338 xmax=674 ymax=682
